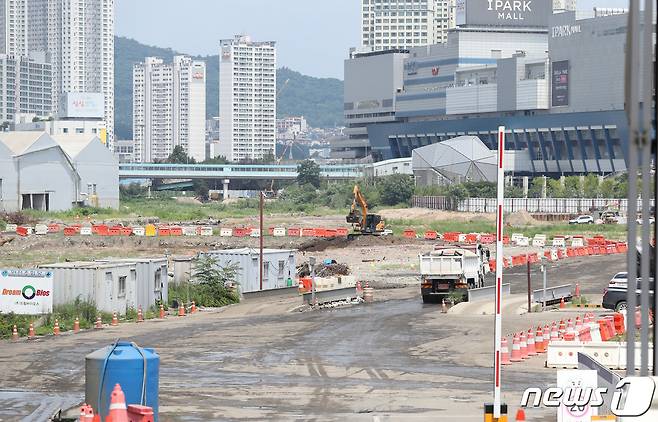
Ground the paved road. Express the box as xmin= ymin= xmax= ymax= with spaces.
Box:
xmin=0 ymin=253 xmax=622 ymax=421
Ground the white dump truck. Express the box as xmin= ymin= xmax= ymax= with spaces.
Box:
xmin=419 ymin=244 xmax=490 ymax=303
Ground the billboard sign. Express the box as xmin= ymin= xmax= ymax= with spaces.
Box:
xmin=551 ymin=60 xmax=569 ymax=107
xmin=60 ymin=92 xmax=105 ymax=119
xmin=0 ymin=269 xmax=53 ymax=314
xmin=458 ymin=0 xmax=551 ymax=27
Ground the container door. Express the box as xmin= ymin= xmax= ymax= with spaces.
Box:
xmin=128 ymin=269 xmax=137 ymax=309
xmin=104 ymin=271 xmax=113 ymax=313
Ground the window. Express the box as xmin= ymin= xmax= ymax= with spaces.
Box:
xmin=154 ymin=268 xmax=161 ymax=291
xmin=118 ymin=276 xmax=126 ymax=297
xmin=263 ymin=262 xmax=269 ymax=284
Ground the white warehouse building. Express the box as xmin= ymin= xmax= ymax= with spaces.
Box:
xmin=0 ymin=131 xmax=118 ymax=211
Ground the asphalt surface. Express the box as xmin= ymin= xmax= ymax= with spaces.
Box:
xmin=0 ymin=253 xmax=624 ymax=421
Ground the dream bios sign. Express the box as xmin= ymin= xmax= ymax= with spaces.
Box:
xmin=456 ymin=0 xmax=551 ymax=28
xmin=0 ymin=269 xmax=53 ymax=314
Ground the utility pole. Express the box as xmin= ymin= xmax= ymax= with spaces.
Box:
xmin=541 ymin=263 xmax=547 ymax=311
xmin=259 ymin=191 xmax=264 ymax=291
xmin=526 ymin=256 xmax=531 ymax=313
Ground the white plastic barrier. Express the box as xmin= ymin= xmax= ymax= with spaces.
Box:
xmin=547 ymin=341 xmax=652 ymax=370
xmin=532 ymin=237 xmax=546 ymax=247
xmin=273 ymin=227 xmax=286 ymax=237
xmin=515 ymin=236 xmax=529 ymax=247
xmin=183 ymin=226 xmax=197 ymax=236
xmin=588 ymin=322 xmax=602 ymax=342
xmin=220 ymin=227 xmax=232 ymax=237
xmin=511 ymin=233 xmax=524 ymax=243
xmin=4 ymin=224 xmax=17 ymax=233
xmin=552 ymin=237 xmax=566 ymax=247
xmin=571 ymin=237 xmax=584 ymax=247
xmin=80 ymin=227 xmax=92 ymax=236
xmin=25 ymin=227 xmax=33 ymax=235
xmin=546 ymin=341 xmax=581 ymax=368
xmin=34 ymin=224 xmax=48 ymax=235
xmin=458 ymin=233 xmax=467 ymax=242
xmin=199 ymin=226 xmax=213 ymax=236
xmin=250 ymin=228 xmax=261 ymax=238
xmin=132 ymin=227 xmax=145 ymax=236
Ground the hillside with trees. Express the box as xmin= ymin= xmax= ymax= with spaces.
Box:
xmin=114 ymin=36 xmax=344 ymax=140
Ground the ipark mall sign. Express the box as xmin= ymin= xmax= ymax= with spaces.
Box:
xmin=456 ymin=0 xmax=551 ymax=28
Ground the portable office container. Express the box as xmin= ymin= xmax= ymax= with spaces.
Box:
xmin=38 ymin=261 xmax=137 ymax=314
xmin=95 ymin=257 xmax=168 ymax=311
xmin=202 ymin=248 xmax=296 ymax=293
xmin=172 ymin=255 xmax=194 ymax=285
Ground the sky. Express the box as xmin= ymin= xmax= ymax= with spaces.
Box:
xmin=116 ymin=0 xmax=629 ymax=80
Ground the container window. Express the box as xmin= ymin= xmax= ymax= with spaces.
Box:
xmin=278 ymin=260 xmax=284 ymax=276
xmin=154 ymin=268 xmax=161 ymax=291
xmin=118 ymin=276 xmax=126 ymax=297
xmin=263 ymin=262 xmax=269 ymax=284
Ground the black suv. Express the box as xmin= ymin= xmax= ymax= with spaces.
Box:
xmin=602 ymin=279 xmax=655 ymax=312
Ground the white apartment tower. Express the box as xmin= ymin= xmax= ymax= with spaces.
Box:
xmin=361 ymin=0 xmax=456 ymax=51
xmin=133 ymin=56 xmax=206 ymax=163
xmin=0 ymin=0 xmax=115 ymax=147
xmin=218 ymin=35 xmax=276 ymax=162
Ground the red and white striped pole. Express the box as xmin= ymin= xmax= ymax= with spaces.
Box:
xmin=493 ymin=126 xmax=505 ymax=418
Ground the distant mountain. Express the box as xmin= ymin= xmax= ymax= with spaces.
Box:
xmin=114 ymin=36 xmax=344 ymax=140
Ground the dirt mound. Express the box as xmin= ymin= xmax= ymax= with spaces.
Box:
xmin=297 ymin=262 xmax=350 ymax=277
xmin=378 ymin=208 xmax=495 ymax=222
xmin=506 ymin=210 xmax=539 ymax=227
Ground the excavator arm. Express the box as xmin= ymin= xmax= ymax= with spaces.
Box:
xmin=346 ymin=185 xmax=368 ymax=228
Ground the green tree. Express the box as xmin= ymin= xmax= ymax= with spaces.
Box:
xmin=564 ymin=176 xmax=581 ymax=197
xmin=203 ymin=155 xmax=230 ymax=164
xmin=583 ymin=174 xmax=600 ymax=198
xmin=377 ymin=174 xmax=415 ymax=205
xmin=166 ymin=145 xmax=196 ymax=164
xmin=547 ymin=179 xmax=565 ymax=198
xmin=194 ymin=180 xmax=209 ymax=200
xmin=446 ymin=184 xmax=468 ymax=203
xmin=296 ymin=160 xmax=321 ymax=188
xmin=189 ymin=256 xmax=240 ymax=307
xmin=528 ymin=177 xmax=545 ymax=198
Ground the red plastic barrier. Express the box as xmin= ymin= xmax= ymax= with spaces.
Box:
xmin=566 ymin=248 xmax=575 ymax=257
xmin=502 ymin=235 xmax=510 ymax=245
xmin=120 ymin=227 xmax=133 ymax=236
xmin=465 ymin=233 xmax=478 ymax=244
xmin=233 ymin=228 xmax=248 ymax=237
xmin=301 ymin=228 xmax=315 ymax=237
xmin=480 ymin=234 xmax=495 ymax=244
xmin=288 ymin=227 xmax=301 ymax=237
xmin=108 ymin=226 xmax=122 ymax=236
xmin=324 ymin=229 xmax=337 ymax=238
xmin=63 ymin=227 xmax=77 ymax=236
xmin=489 ymin=259 xmax=496 ymax=272
xmin=403 ymin=229 xmax=416 ymax=239
xmin=443 ymin=232 xmax=460 ymax=242
xmin=503 ymin=257 xmax=510 ymax=268
xmin=268 ymin=227 xmax=275 ymax=236
xmin=336 ymin=228 xmax=348 ymax=237
xmin=557 ymin=249 xmax=564 ymax=259
xmin=69 ymin=224 xmax=82 ymax=233
xmin=47 ymin=224 xmax=61 ymax=233
xmin=170 ymin=226 xmax=183 ymax=236
xmin=528 ymin=253 xmax=539 ymax=264
xmin=424 ymin=230 xmax=438 ymax=240
xmin=127 ymin=404 xmax=154 ymax=422
xmin=314 ymin=228 xmax=327 ymax=238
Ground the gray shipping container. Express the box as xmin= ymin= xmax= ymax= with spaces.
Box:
xmin=203 ymin=248 xmax=296 ymax=293
xmin=95 ymin=257 xmax=168 ymax=311
xmin=38 ymin=261 xmax=136 ymax=314
xmin=172 ymin=255 xmax=194 ymax=285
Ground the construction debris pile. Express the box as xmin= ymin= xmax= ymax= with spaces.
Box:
xmin=297 ymin=261 xmax=351 ymax=278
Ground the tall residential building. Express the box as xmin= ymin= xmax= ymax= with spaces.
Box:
xmin=218 ymin=35 xmax=276 ymax=162
xmin=361 ymin=0 xmax=455 ymax=51
xmin=133 ymin=56 xmax=206 ymax=163
xmin=0 ymin=0 xmax=114 ymax=148
xmin=0 ymin=53 xmax=52 ymax=123
xmin=46 ymin=0 xmax=115 ymax=149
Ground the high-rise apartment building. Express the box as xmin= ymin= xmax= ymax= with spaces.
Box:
xmin=133 ymin=56 xmax=206 ymax=163
xmin=0 ymin=53 xmax=52 ymax=122
xmin=218 ymin=35 xmax=276 ymax=162
xmin=0 ymin=0 xmax=114 ymax=148
xmin=361 ymin=0 xmax=455 ymax=51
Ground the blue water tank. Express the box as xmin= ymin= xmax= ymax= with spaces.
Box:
xmin=85 ymin=341 xmax=159 ymax=421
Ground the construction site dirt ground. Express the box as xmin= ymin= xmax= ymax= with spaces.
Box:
xmin=0 ymin=244 xmax=624 ymax=421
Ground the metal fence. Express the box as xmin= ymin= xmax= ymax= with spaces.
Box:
xmin=412 ymin=196 xmax=653 ymax=214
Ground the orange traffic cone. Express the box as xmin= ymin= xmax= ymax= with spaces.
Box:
xmin=560 ymin=297 xmax=566 ymax=309
xmin=526 ymin=329 xmax=537 ymax=356
xmin=356 ymin=281 xmax=362 ymax=292
xmin=79 ymin=404 xmax=95 ymax=421
xmin=441 ymin=299 xmax=447 ymax=313
xmin=515 ymin=408 xmax=526 ymax=421
xmin=107 ymin=384 xmax=129 ymax=422
xmin=574 ymin=283 xmax=581 ymax=298
xmin=551 ymin=322 xmax=559 ymax=341
xmin=11 ymin=324 xmax=18 ymax=342
xmin=501 ymin=336 xmax=511 ymax=365
xmin=95 ymin=315 xmax=103 ymax=329
xmin=365 ymin=281 xmax=370 ymax=288
xmin=535 ymin=327 xmax=545 ymax=353
xmin=190 ymin=301 xmax=197 ymax=313
xmin=178 ymin=304 xmax=185 ymax=317
xmin=111 ymin=312 xmax=118 ymax=326
xmin=137 ymin=306 xmax=144 ymax=323
xmin=28 ymin=323 xmax=35 ymax=339
xmin=543 ymin=325 xmax=551 ymax=349
xmin=567 ymin=318 xmax=574 ymax=330
xmin=73 ymin=317 xmax=80 ymax=333
xmin=510 ymin=334 xmax=522 ymax=362
xmin=519 ymin=331 xmax=528 ymax=359
xmin=159 ymin=304 xmax=165 ymax=319
xmin=558 ymin=320 xmax=566 ymax=338
xmin=53 ymin=319 xmax=60 ymax=336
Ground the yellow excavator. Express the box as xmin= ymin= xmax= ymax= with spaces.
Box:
xmin=346 ymin=184 xmax=386 ymax=235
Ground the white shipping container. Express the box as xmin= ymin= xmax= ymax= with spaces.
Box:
xmin=203 ymin=248 xmax=296 ymax=293
xmin=38 ymin=261 xmax=136 ymax=314
xmin=95 ymin=257 xmax=168 ymax=311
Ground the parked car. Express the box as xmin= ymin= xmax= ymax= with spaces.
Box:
xmin=602 ymin=278 xmax=654 ymax=312
xmin=636 ymin=216 xmax=655 ymax=225
xmin=569 ymin=215 xmax=594 ymax=224
xmin=608 ymin=272 xmax=627 ymax=289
